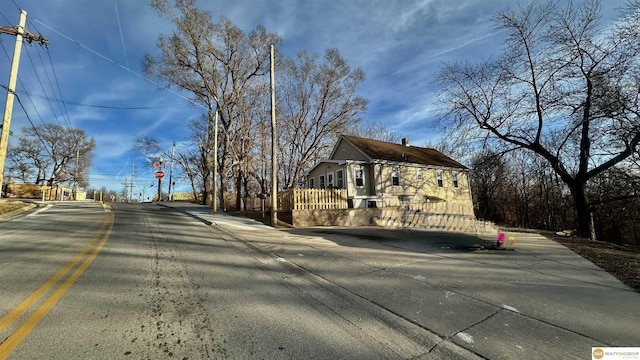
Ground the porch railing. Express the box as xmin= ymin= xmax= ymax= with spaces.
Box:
xmin=278 ymin=188 xmax=348 ymax=211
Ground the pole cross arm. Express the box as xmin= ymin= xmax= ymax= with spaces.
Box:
xmin=0 ymin=25 xmax=48 ymax=46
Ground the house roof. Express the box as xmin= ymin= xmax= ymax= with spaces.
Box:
xmin=341 ymin=135 xmax=467 ymax=169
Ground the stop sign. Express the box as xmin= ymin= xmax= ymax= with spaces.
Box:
xmin=155 ymin=170 xmax=165 ymax=179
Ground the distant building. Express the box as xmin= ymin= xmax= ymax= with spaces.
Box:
xmin=3 ymin=178 xmax=86 ymax=201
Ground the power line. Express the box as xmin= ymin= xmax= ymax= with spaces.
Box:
xmin=31 ymin=18 xmax=206 ymax=111
xmin=21 ymin=16 xmax=81 ymax=148
xmin=0 ymin=11 xmax=14 ymax=27
xmin=22 ymin=45 xmax=66 ymax=129
xmin=43 ymin=47 xmax=74 ymax=129
xmin=9 ymin=0 xmax=21 ymax=11
xmin=3 ymin=87 xmax=192 ymax=109
xmin=12 ymin=93 xmax=54 ymax=159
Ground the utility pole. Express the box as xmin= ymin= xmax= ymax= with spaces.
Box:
xmin=213 ymin=110 xmax=218 ymax=212
xmin=0 ymin=10 xmax=48 ymax=192
xmin=270 ymin=44 xmax=278 ymax=228
xmin=123 ymin=178 xmax=128 ymax=201
xmin=73 ymin=147 xmax=79 ymax=200
xmin=167 ymin=141 xmax=175 ymax=201
xmin=130 ymin=162 xmax=134 ymax=202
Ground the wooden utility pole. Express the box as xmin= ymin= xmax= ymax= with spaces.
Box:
xmin=122 ymin=178 xmax=128 ymax=201
xmin=270 ymin=45 xmax=278 ymax=228
xmin=212 ymin=110 xmax=218 ymax=212
xmin=73 ymin=147 xmax=79 ymax=199
xmin=131 ymin=162 xmax=135 ymax=202
xmin=0 ymin=10 xmax=48 ymax=192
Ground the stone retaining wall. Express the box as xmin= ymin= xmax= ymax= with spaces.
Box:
xmin=291 ymin=207 xmax=497 ymax=234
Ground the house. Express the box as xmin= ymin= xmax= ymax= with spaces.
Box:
xmin=306 ymin=135 xmax=474 ymax=217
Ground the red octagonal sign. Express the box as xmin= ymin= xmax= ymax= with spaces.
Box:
xmin=155 ymin=170 xmax=165 ymax=179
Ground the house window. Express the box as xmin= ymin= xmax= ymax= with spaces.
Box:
xmin=336 ymin=169 xmax=344 ymax=188
xmin=391 ymin=166 xmax=400 ymax=186
xmin=308 ymin=177 xmax=315 ymax=189
xmin=416 ymin=168 xmax=423 ymax=180
xmin=354 ymin=168 xmax=364 ymax=187
xmin=453 ymin=173 xmax=459 ymax=188
xmin=437 ymin=170 xmax=444 ymax=188
xmin=319 ymin=175 xmax=325 ymax=189
xmin=327 ymin=173 xmax=334 ymax=188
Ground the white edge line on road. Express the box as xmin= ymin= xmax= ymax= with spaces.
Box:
xmin=26 ymin=204 xmax=52 ymax=217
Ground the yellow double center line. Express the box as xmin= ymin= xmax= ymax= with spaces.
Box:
xmin=0 ymin=210 xmax=114 ymax=358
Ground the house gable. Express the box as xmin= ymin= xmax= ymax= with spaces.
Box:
xmin=329 ymin=137 xmax=372 ymax=162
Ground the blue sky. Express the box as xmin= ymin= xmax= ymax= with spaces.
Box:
xmin=0 ymin=0 xmax=620 ymax=195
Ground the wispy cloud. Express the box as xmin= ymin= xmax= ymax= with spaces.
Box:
xmin=2 ymin=0 xmax=622 ymax=191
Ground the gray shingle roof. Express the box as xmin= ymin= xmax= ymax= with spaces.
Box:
xmin=342 ymin=135 xmax=467 ymax=169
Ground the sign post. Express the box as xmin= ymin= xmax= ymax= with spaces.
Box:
xmin=155 ymin=169 xmax=164 ymax=201
xmin=153 ymin=156 xmax=165 ymax=201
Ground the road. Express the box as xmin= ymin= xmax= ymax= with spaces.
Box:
xmin=3 ymin=201 xmax=639 ymax=359
xmin=0 ymin=202 xmax=443 ymax=359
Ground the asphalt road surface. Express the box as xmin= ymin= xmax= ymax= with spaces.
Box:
xmin=0 ymin=202 xmax=441 ymax=359
xmin=3 ymin=201 xmax=639 ymax=359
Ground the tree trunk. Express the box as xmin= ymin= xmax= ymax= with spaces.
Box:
xmin=202 ymin=169 xmax=211 ymax=206
xmin=201 ymin=146 xmax=211 ymax=206
xmin=235 ymin=168 xmax=242 ymax=211
xmin=569 ymin=182 xmax=596 ymax=240
xmin=219 ymin=152 xmax=229 ymax=211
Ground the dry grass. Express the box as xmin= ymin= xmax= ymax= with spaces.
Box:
xmin=0 ymin=200 xmax=29 ymax=216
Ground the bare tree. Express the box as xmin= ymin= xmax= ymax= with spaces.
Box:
xmin=145 ymin=0 xmax=280 ymax=207
xmin=345 ymin=120 xmax=401 ymax=144
xmin=8 ymin=123 xmax=95 ymax=187
xmin=7 ymin=145 xmax=42 ymax=182
xmin=277 ymin=49 xmax=367 ymax=189
xmin=176 ymin=150 xmax=203 ymax=202
xmin=86 ymin=186 xmax=121 ymax=203
xmin=590 ymin=167 xmax=640 ymax=247
xmin=437 ymin=0 xmax=640 ymax=240
xmin=469 ymin=151 xmax=509 ymax=223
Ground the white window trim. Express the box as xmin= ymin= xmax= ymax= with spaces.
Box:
xmin=354 ymin=167 xmax=364 ymax=188
xmin=391 ymin=166 xmax=401 ymax=186
xmin=437 ymin=170 xmax=444 ymax=188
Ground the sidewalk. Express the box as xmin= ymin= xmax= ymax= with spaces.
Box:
xmin=160 ymin=202 xmax=640 ymax=359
